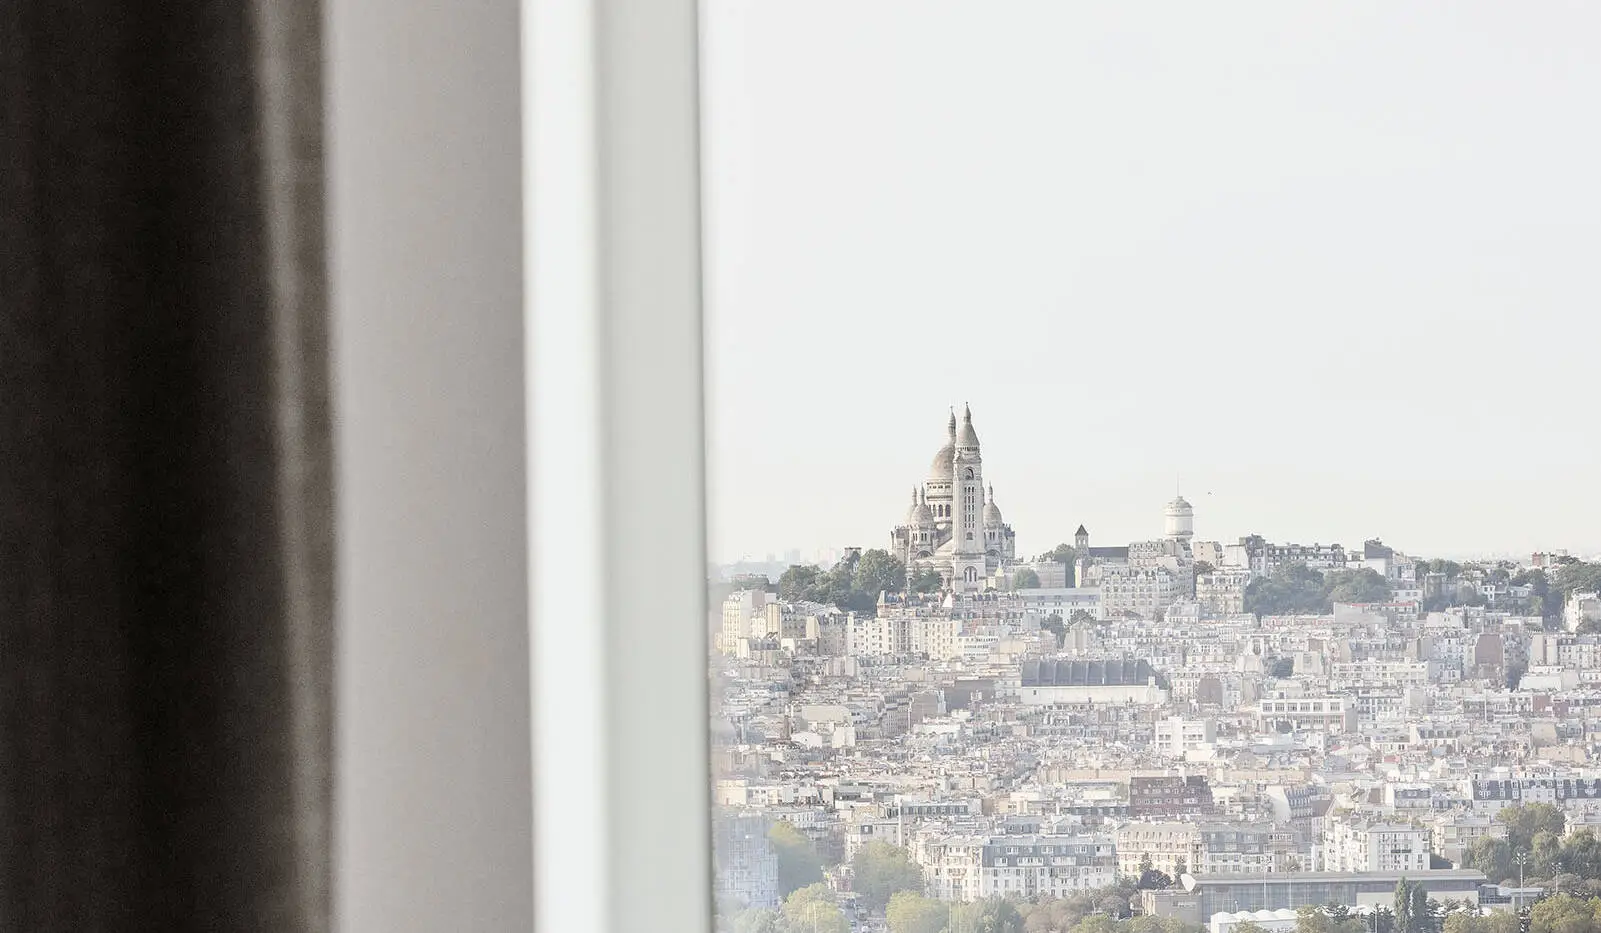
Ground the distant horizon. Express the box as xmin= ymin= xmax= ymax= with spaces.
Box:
xmin=701 ymin=2 xmax=1601 ymax=566
xmin=710 ymin=538 xmax=1593 ymax=574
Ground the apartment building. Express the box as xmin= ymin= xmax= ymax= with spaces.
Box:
xmin=713 ymin=810 xmax=779 ymax=910
xmin=1430 ymin=813 xmax=1507 ymax=865
xmin=1257 ymin=696 xmax=1356 ymax=734
xmin=1467 ymin=775 xmax=1601 ymax=815
xmin=1116 ymin=822 xmax=1200 ymax=878
xmin=1154 ymin=716 xmax=1218 ymax=759
xmin=1130 ymin=775 xmax=1215 ymax=818
xmin=1115 ymin=823 xmax=1278 ymax=878
xmin=1196 ymin=569 xmax=1253 ymax=616
xmin=1329 ymin=659 xmax=1436 ymax=691
xmin=1321 ymin=819 xmax=1430 ymax=873
xmin=916 ymin=833 xmax=1118 ymax=902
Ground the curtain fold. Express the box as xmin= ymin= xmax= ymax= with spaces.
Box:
xmin=0 ymin=2 xmax=332 ymax=930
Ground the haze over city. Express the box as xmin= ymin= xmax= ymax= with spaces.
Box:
xmin=700 ymin=2 xmax=1601 ymax=565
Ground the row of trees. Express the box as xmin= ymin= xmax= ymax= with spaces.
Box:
xmin=1457 ymin=804 xmax=1601 ymax=891
xmin=884 ymin=880 xmax=1150 ymax=933
xmin=731 ymin=840 xmax=923 ymax=933
xmin=777 ymin=550 xmax=940 ymax=614
xmin=1525 ymin=894 xmax=1601 ymax=933
xmin=1244 ymin=564 xmax=1394 ymax=616
xmin=733 ymin=838 xmax=1148 ymax=933
xmin=1406 ymin=558 xmax=1601 ymax=620
xmin=769 ymin=827 xmax=921 ymax=908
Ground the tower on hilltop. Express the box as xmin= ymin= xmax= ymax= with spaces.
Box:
xmin=1164 ymin=495 xmax=1194 ymax=543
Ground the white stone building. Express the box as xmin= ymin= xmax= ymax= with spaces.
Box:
xmin=1321 ymin=819 xmax=1430 ymax=873
xmin=1154 ymin=716 xmax=1218 ymax=759
xmin=717 ymin=588 xmax=769 ymax=655
xmin=1197 ymin=569 xmax=1253 ymax=616
xmin=1566 ymin=592 xmax=1601 ymax=632
xmin=916 ymin=833 xmax=1117 ymax=902
xmin=890 ymin=407 xmax=1016 ymax=591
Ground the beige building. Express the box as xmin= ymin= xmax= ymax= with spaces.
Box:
xmin=1154 ymin=717 xmax=1217 ymax=759
xmin=1197 ymin=569 xmax=1252 ymax=616
xmin=917 ymin=833 xmax=1117 ymax=902
xmin=1322 ymin=818 xmax=1430 ymax=873
xmin=1116 ymin=822 xmax=1201 ymax=878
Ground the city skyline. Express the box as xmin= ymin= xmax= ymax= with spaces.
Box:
xmin=707 ymin=401 xmax=1597 ymax=568
xmin=700 ymin=2 xmax=1601 ymax=564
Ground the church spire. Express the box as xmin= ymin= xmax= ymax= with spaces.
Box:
xmin=955 ymin=403 xmax=980 ymax=448
xmin=947 ymin=407 xmax=957 ymax=438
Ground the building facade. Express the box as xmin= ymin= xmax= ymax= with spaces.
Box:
xmin=890 ymin=407 xmax=1016 ymax=591
xmin=1321 ymin=819 xmax=1430 ymax=873
xmin=916 ymin=833 xmax=1117 ymax=902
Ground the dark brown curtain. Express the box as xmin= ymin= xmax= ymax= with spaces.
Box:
xmin=0 ymin=2 xmax=332 ymax=931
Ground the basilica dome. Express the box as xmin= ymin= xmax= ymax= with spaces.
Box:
xmin=929 ymin=409 xmax=958 ymax=482
xmin=928 ymin=442 xmax=955 ymax=482
xmin=983 ymin=490 xmax=1003 ymax=525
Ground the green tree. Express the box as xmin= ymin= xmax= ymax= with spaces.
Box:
xmin=1192 ymin=561 xmax=1216 ymax=577
xmin=854 ymin=549 xmax=908 ymax=599
xmin=1395 ymin=879 xmax=1415 ymax=933
xmin=781 ymin=885 xmax=850 ymax=933
xmin=1040 ymin=613 xmax=1066 ymax=646
xmin=850 ymin=841 xmax=923 ymax=913
xmin=1463 ymin=836 xmax=1512 ymax=883
xmin=769 ymin=820 xmax=824 ymax=897
xmin=1014 ymin=568 xmax=1042 ymax=589
xmin=732 ymin=908 xmax=782 ymax=933
xmin=1554 ymin=563 xmax=1601 ymax=602
xmin=1245 ymin=563 xmax=1330 ymax=616
xmin=1325 ymin=568 xmax=1394 ymax=605
xmin=1562 ymin=831 xmax=1601 ymax=880
xmin=1527 ymin=894 xmax=1596 ymax=933
xmin=1067 ymin=912 xmax=1123 ymax=933
xmin=886 ymin=891 xmax=948 ymax=933
xmin=909 ymin=568 xmax=943 ymax=594
xmin=1235 ymin=924 xmax=1271 ymax=933
xmin=1534 ymin=830 xmax=1566 ymax=878
xmin=779 ymin=564 xmax=824 ymax=602
xmin=1046 ymin=544 xmax=1078 ymax=587
xmin=1499 ymin=804 xmax=1566 ymax=852
xmin=953 ymin=896 xmax=1024 ymax=933
xmin=1514 ymin=569 xmax=1556 ymax=621
xmin=1412 ymin=882 xmax=1434 ymax=933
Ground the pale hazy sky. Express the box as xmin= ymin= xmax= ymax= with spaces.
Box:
xmin=700 ymin=2 xmax=1601 ymax=565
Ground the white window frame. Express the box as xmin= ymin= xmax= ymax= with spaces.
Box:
xmin=330 ymin=0 xmax=711 ymax=931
